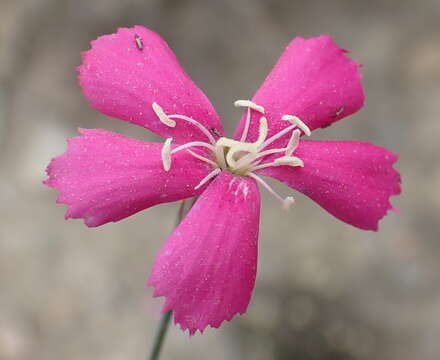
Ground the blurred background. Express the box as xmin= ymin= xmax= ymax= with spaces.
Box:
xmin=0 ymin=0 xmax=439 ymax=359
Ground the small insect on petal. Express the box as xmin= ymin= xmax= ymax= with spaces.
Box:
xmin=134 ymin=34 xmax=143 ymax=51
xmin=210 ymin=127 xmax=222 ymax=137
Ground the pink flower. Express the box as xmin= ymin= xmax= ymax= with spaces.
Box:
xmin=44 ymin=26 xmax=401 ymax=334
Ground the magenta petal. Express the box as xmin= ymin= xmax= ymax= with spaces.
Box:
xmin=148 ymin=171 xmax=260 ymax=334
xmin=78 ymin=26 xmax=224 ymax=143
xmin=257 ymin=140 xmax=401 ymax=231
xmin=44 ymin=129 xmax=212 ymax=227
xmin=234 ymin=35 xmax=364 ymax=146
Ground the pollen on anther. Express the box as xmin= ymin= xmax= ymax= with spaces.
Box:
xmin=274 ymin=156 xmax=304 ymax=167
xmin=152 ymin=102 xmax=176 ymax=128
xmin=161 ymin=138 xmax=173 ymax=171
xmin=234 ymin=100 xmax=265 ymax=114
xmin=255 ymin=117 xmax=268 ymax=146
xmin=282 ymin=115 xmax=311 ymax=136
xmin=285 ymin=129 xmax=301 ymax=156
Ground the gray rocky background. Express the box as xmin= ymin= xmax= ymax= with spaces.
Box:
xmin=0 ymin=0 xmax=439 ymax=359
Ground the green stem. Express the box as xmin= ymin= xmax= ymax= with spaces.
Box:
xmin=148 ymin=310 xmax=173 ymax=360
xmin=148 ymin=199 xmax=195 ymax=360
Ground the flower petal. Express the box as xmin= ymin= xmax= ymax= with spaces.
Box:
xmin=78 ymin=26 xmax=224 ymax=143
xmin=148 ymin=171 xmax=260 ymax=334
xmin=234 ymin=35 xmax=364 ymax=146
xmin=257 ymin=140 xmax=401 ymax=231
xmin=44 ymin=129 xmax=212 ymax=227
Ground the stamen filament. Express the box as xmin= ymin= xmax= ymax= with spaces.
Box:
xmin=233 ymin=146 xmax=287 ymax=171
xmin=259 ymin=124 xmax=297 ymax=151
xmin=247 ymin=172 xmax=295 ymax=210
xmin=249 ymin=156 xmax=303 ymax=172
xmin=253 ymin=147 xmax=288 ymax=161
xmin=171 ymin=141 xmax=215 ymax=155
xmin=187 ymin=150 xmax=218 ymax=167
xmin=194 ymin=168 xmax=222 ymax=190
xmin=168 ymin=114 xmax=216 ymax=144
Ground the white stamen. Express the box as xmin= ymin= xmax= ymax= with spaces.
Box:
xmin=255 ymin=147 xmax=287 ymax=159
xmin=171 ymin=141 xmax=215 ymax=155
xmin=187 ymin=150 xmax=218 ymax=167
xmin=274 ymin=156 xmax=304 ymax=167
xmin=283 ymin=197 xmax=295 ymax=211
xmin=282 ymin=115 xmax=311 ymax=136
xmin=247 ymin=172 xmax=295 ymax=210
xmin=234 ymin=100 xmax=265 ymax=113
xmin=249 ymin=156 xmax=304 ymax=172
xmin=285 ymin=129 xmax=301 ymax=156
xmin=161 ymin=138 xmax=173 ymax=171
xmin=194 ymin=168 xmax=222 ymax=190
xmin=154 ymin=100 xmax=307 ymax=208
xmin=168 ymin=114 xmax=216 ymax=144
xmin=255 ymin=117 xmax=268 ymax=146
xmin=152 ymin=102 xmax=176 ymax=128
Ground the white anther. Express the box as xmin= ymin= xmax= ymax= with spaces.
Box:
xmin=194 ymin=168 xmax=221 ymax=190
xmin=234 ymin=100 xmax=265 ymax=114
xmin=274 ymin=156 xmax=304 ymax=167
xmin=282 ymin=115 xmax=311 ymax=136
xmin=152 ymin=102 xmax=176 ymax=128
xmin=285 ymin=129 xmax=301 ymax=156
xmin=255 ymin=116 xmax=268 ymax=146
xmin=282 ymin=196 xmax=295 ymax=211
xmin=161 ymin=138 xmax=173 ymax=171
xmin=249 ymin=155 xmax=304 ymax=172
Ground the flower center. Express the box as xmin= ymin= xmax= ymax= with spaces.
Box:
xmin=152 ymin=100 xmax=310 ymax=209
